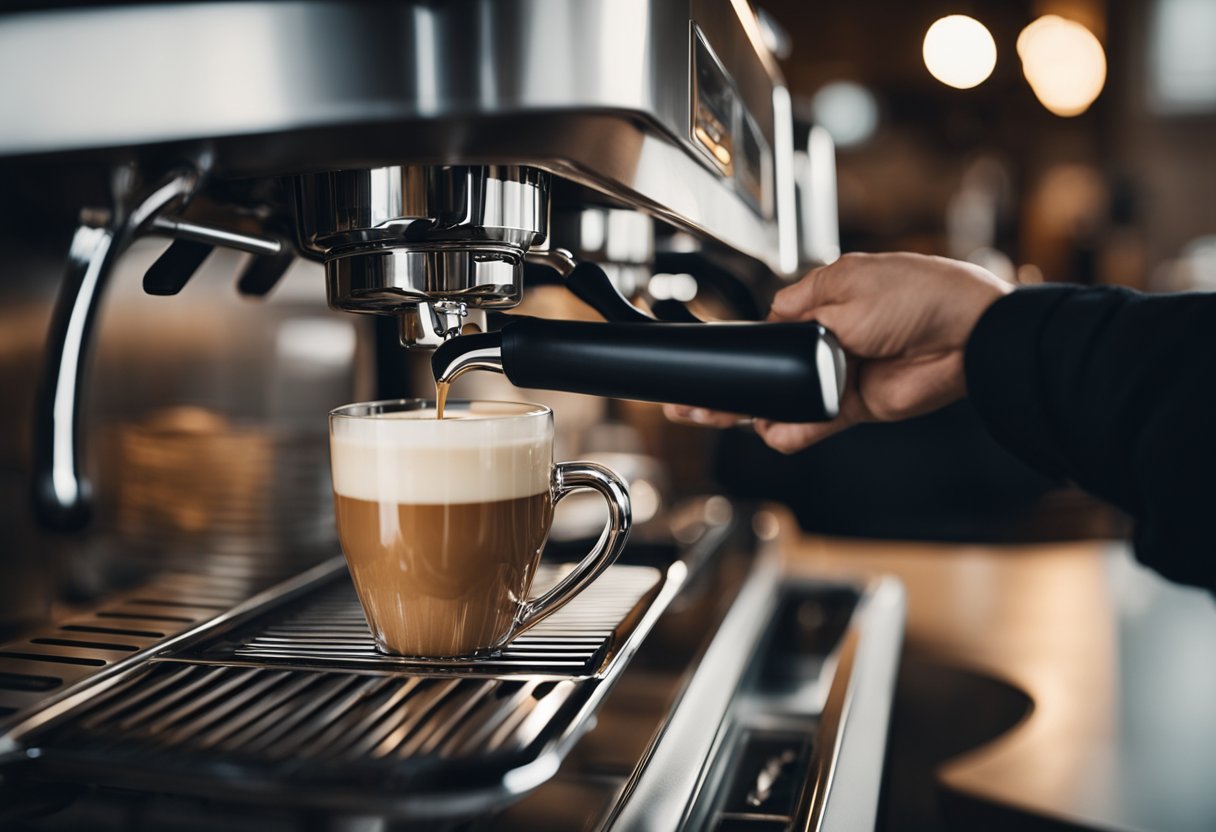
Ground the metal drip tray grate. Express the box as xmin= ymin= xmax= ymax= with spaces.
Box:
xmin=0 ymin=560 xmax=315 ymax=725
xmin=0 ymin=562 xmax=683 ymax=814
xmin=9 ymin=663 xmax=587 ymax=812
xmin=180 ymin=564 xmax=664 ymax=677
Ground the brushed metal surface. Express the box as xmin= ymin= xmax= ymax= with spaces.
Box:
xmin=0 ymin=0 xmax=796 ymax=275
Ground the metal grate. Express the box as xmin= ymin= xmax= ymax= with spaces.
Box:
xmin=181 ymin=564 xmax=663 ymax=677
xmin=0 ymin=560 xmax=306 ymax=723
xmin=12 ymin=661 xmax=585 ymax=809
xmin=3 ymin=562 xmax=682 ymax=815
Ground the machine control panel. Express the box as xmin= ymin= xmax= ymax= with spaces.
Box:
xmin=692 ymin=26 xmax=773 ymax=218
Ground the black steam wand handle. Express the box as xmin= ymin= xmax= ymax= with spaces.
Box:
xmin=433 ymin=318 xmax=847 ymax=423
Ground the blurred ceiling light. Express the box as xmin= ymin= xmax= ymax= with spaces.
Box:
xmin=1017 ymin=15 xmax=1107 ymax=117
xmin=1150 ymin=0 xmax=1216 ymax=113
xmin=922 ymin=15 xmax=998 ymax=90
xmin=811 ymin=81 xmax=879 ymax=148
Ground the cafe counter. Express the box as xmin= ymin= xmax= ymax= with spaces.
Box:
xmin=777 ymin=514 xmax=1216 ymax=831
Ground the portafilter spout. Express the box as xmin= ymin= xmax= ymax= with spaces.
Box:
xmin=432 ymin=318 xmax=847 ymax=423
xmin=433 ymin=329 xmax=505 ymax=386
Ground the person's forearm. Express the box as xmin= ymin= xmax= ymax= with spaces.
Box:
xmin=965 ymin=285 xmax=1216 ymax=590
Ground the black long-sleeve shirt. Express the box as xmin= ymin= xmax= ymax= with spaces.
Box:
xmin=965 ymin=285 xmax=1216 ymax=592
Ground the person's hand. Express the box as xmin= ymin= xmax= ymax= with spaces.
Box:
xmin=664 ymin=252 xmax=1010 ymax=453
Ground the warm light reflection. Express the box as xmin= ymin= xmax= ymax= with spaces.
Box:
xmin=1017 ymin=15 xmax=1107 ymax=117
xmin=922 ymin=15 xmax=998 ymax=90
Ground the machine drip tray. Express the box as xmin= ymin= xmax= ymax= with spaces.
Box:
xmin=0 ymin=561 xmax=682 ymax=816
xmin=178 ymin=564 xmax=665 ymax=677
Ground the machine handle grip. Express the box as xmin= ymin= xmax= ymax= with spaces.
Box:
xmin=500 ymin=318 xmax=846 ymax=423
xmin=564 ymin=261 xmax=653 ymax=323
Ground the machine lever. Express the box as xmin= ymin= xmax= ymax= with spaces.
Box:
xmin=237 ymin=250 xmax=295 ymax=297
xmin=34 ymin=163 xmax=204 ymax=530
xmin=564 ymin=261 xmax=654 ymax=324
xmin=650 ymin=298 xmax=702 ymax=323
xmin=143 ymin=239 xmax=213 ymax=296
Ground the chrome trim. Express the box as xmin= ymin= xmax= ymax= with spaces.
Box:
xmin=301 ymin=166 xmax=548 ymax=317
xmin=34 ymin=165 xmax=202 ymax=529
xmin=0 ymin=0 xmax=794 ymax=276
xmin=149 ymin=216 xmax=283 ymax=257
xmin=433 ymin=343 xmax=505 ymax=385
xmin=799 ymin=577 xmax=906 ymax=831
xmin=816 ymin=327 xmax=846 ymax=420
xmin=525 ymin=246 xmax=579 ymax=279
xmin=607 ymin=547 xmax=784 ymax=831
xmin=605 ymin=554 xmax=904 ymax=831
xmin=399 ymin=302 xmax=488 ymax=348
xmin=45 ymin=225 xmax=111 ymax=517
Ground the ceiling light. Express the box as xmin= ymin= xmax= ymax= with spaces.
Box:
xmin=1017 ymin=15 xmax=1107 ymax=117
xmin=923 ymin=15 xmax=998 ymax=90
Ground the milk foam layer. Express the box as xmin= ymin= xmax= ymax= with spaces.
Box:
xmin=330 ymin=404 xmax=552 ymax=504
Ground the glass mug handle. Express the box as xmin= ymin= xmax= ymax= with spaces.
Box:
xmin=513 ymin=462 xmax=632 ymax=636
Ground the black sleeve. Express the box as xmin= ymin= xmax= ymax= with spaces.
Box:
xmin=964 ymin=285 xmax=1216 ymax=592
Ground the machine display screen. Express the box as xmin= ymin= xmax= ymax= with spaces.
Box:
xmin=691 ymin=27 xmax=771 ymax=218
xmin=693 ymin=30 xmax=736 ymax=176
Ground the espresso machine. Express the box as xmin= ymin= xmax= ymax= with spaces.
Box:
xmin=0 ymin=2 xmax=903 ymax=829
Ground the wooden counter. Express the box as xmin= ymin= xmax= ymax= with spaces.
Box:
xmin=777 ymin=514 xmax=1216 ymax=831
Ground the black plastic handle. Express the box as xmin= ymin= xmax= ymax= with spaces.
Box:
xmin=143 ymin=239 xmax=214 ymax=296
xmin=649 ymin=298 xmax=702 ymax=323
xmin=564 ymin=261 xmax=653 ymax=323
xmin=499 ymin=318 xmax=844 ymax=423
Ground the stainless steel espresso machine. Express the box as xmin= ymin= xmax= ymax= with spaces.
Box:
xmin=0 ymin=2 xmax=903 ymax=829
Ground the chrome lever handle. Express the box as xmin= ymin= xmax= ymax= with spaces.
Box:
xmin=33 ymin=164 xmax=203 ymax=530
xmin=148 ymin=215 xmax=283 ymax=257
xmin=142 ymin=218 xmax=289 ymax=297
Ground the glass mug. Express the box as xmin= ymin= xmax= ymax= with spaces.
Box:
xmin=329 ymin=399 xmax=632 ymax=657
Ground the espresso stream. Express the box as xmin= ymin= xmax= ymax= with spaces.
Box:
xmin=436 ymin=380 xmax=451 ymax=420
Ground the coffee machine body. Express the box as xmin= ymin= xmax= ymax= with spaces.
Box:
xmin=0 ymin=9 xmax=907 ymax=831
xmin=0 ymin=0 xmax=840 ymax=547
